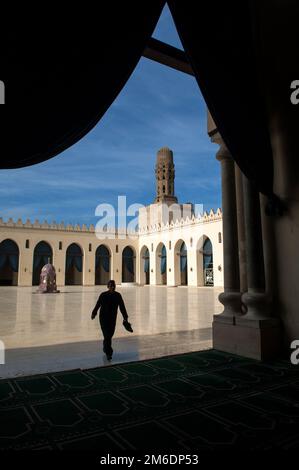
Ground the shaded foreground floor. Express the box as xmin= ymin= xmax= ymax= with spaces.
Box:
xmin=0 ymin=285 xmax=222 ymax=377
xmin=1 ymin=349 xmax=299 ymax=451
xmin=0 ymin=328 xmax=212 ymax=378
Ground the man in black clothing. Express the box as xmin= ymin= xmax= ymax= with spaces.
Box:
xmin=91 ymin=279 xmax=131 ymax=360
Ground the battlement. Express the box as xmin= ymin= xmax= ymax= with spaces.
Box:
xmin=138 ymin=208 xmax=222 ymax=234
xmin=0 ymin=208 xmax=222 ymax=237
xmin=0 ymin=217 xmax=138 ymax=236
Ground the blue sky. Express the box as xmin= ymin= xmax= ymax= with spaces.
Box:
xmin=0 ymin=5 xmax=221 ymax=227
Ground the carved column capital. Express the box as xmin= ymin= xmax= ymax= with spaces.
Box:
xmin=216 ymin=142 xmax=232 ymax=163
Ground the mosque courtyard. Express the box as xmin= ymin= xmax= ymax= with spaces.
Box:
xmin=0 ymin=285 xmax=222 ymax=378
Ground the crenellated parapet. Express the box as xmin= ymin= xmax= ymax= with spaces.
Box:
xmin=0 ymin=217 xmax=97 ymax=232
xmin=0 ymin=208 xmax=221 ymax=237
xmin=0 ymin=217 xmax=138 ymax=236
xmin=138 ymin=208 xmax=222 ymax=234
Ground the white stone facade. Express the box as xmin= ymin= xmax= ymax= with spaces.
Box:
xmin=138 ymin=206 xmax=223 ymax=287
xmin=0 ymin=147 xmax=223 ymax=288
xmin=0 ymin=208 xmax=223 ymax=287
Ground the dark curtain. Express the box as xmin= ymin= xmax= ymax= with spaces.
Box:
xmin=96 ymin=246 xmax=110 ymax=272
xmin=144 ymin=257 xmax=149 ymax=273
xmin=65 ymin=255 xmax=83 ymax=272
xmin=101 ymin=256 xmax=110 ymax=273
xmin=124 ymin=257 xmax=134 ymax=275
xmin=144 ymin=259 xmax=149 ymax=273
xmin=203 ymin=254 xmax=213 ymax=269
xmin=33 ymin=255 xmax=42 ymax=270
xmin=160 ymin=257 xmax=167 ymax=274
xmin=0 ymin=240 xmax=19 ymax=271
xmin=66 ymin=256 xmax=73 ymax=272
xmin=74 ymin=256 xmax=83 ymax=273
xmin=43 ymin=255 xmax=49 ymax=266
xmin=0 ymin=254 xmax=19 ymax=272
xmin=66 ymin=254 xmax=83 ymax=273
xmin=0 ymin=2 xmax=165 ymax=168
xmin=95 ymin=256 xmax=101 ymax=270
xmin=160 ymin=246 xmax=167 ymax=274
xmin=33 ymin=242 xmax=52 ymax=265
xmin=0 ymin=255 xmax=7 ymax=270
xmin=180 ymin=255 xmax=187 ymax=272
xmin=123 ymin=247 xmax=134 ymax=274
xmin=203 ymin=239 xmax=213 ymax=269
xmin=167 ymin=0 xmax=275 ymax=199
xmin=180 ymin=243 xmax=187 ymax=272
xmin=204 ymin=255 xmax=213 ymax=267
xmin=3 ymin=1 xmax=286 ymax=212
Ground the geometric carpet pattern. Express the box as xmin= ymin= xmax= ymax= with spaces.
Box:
xmin=1 ymin=349 xmax=299 ymax=451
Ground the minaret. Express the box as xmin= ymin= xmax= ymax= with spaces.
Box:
xmin=154 ymin=147 xmax=178 ymax=203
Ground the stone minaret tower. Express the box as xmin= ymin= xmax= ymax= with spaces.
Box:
xmin=154 ymin=147 xmax=178 ymax=203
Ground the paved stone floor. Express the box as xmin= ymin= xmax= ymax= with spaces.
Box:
xmin=0 ymin=285 xmax=223 ymax=378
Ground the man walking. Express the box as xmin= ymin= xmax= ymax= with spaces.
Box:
xmin=91 ymin=280 xmax=133 ymax=360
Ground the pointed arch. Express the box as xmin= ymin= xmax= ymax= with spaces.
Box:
xmin=32 ymin=241 xmax=53 ymax=285
xmin=95 ymin=244 xmax=111 ymax=285
xmin=174 ymin=239 xmax=188 ymax=286
xmin=65 ymin=243 xmax=83 ymax=285
xmin=0 ymin=239 xmax=19 ymax=286
xmin=196 ymin=236 xmax=214 ymax=286
xmin=203 ymin=237 xmax=214 ymax=286
xmin=155 ymin=242 xmax=167 ymax=285
xmin=122 ymin=246 xmax=136 ymax=283
xmin=140 ymin=245 xmax=150 ymax=285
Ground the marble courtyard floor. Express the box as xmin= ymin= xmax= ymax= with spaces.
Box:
xmin=0 ymin=285 xmax=223 ymax=378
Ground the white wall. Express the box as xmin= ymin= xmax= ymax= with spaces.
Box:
xmin=0 ymin=223 xmax=139 ymax=287
xmin=0 ymin=213 xmax=223 ymax=288
xmin=138 ymin=216 xmax=223 ymax=287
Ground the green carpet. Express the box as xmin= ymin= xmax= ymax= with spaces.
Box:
xmin=0 ymin=349 xmax=299 ymax=451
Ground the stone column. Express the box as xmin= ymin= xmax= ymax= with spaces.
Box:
xmin=149 ymin=246 xmax=156 ymax=285
xmin=55 ymin=248 xmax=66 ymax=287
xmin=239 ymin=176 xmax=271 ymax=320
xmin=235 ymin=164 xmax=247 ymax=295
xmin=214 ymin=134 xmax=242 ymax=321
xmin=18 ymin=244 xmax=34 ymax=286
xmin=208 ymin=112 xmax=281 ymax=359
xmin=83 ymin=243 xmax=94 ymax=286
xmin=233 ymin=176 xmax=281 ymax=359
xmin=167 ymin=244 xmax=176 ymax=286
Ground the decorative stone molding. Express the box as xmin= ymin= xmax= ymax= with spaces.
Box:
xmin=0 ymin=211 xmax=220 ymax=237
xmin=0 ymin=217 xmax=138 ymax=237
xmin=138 ymin=208 xmax=222 ymax=234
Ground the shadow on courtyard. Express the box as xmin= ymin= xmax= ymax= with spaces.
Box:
xmin=0 ymin=327 xmax=212 ymax=379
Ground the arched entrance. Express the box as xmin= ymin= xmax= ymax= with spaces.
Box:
xmin=122 ymin=246 xmax=135 ymax=283
xmin=95 ymin=245 xmax=111 ymax=285
xmin=179 ymin=241 xmax=188 ymax=285
xmin=0 ymin=239 xmax=19 ymax=286
xmin=65 ymin=243 xmax=83 ymax=285
xmin=156 ymin=243 xmax=167 ymax=285
xmin=32 ymin=241 xmax=52 ymax=285
xmin=203 ymin=237 xmax=214 ymax=286
xmin=140 ymin=246 xmax=150 ymax=285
